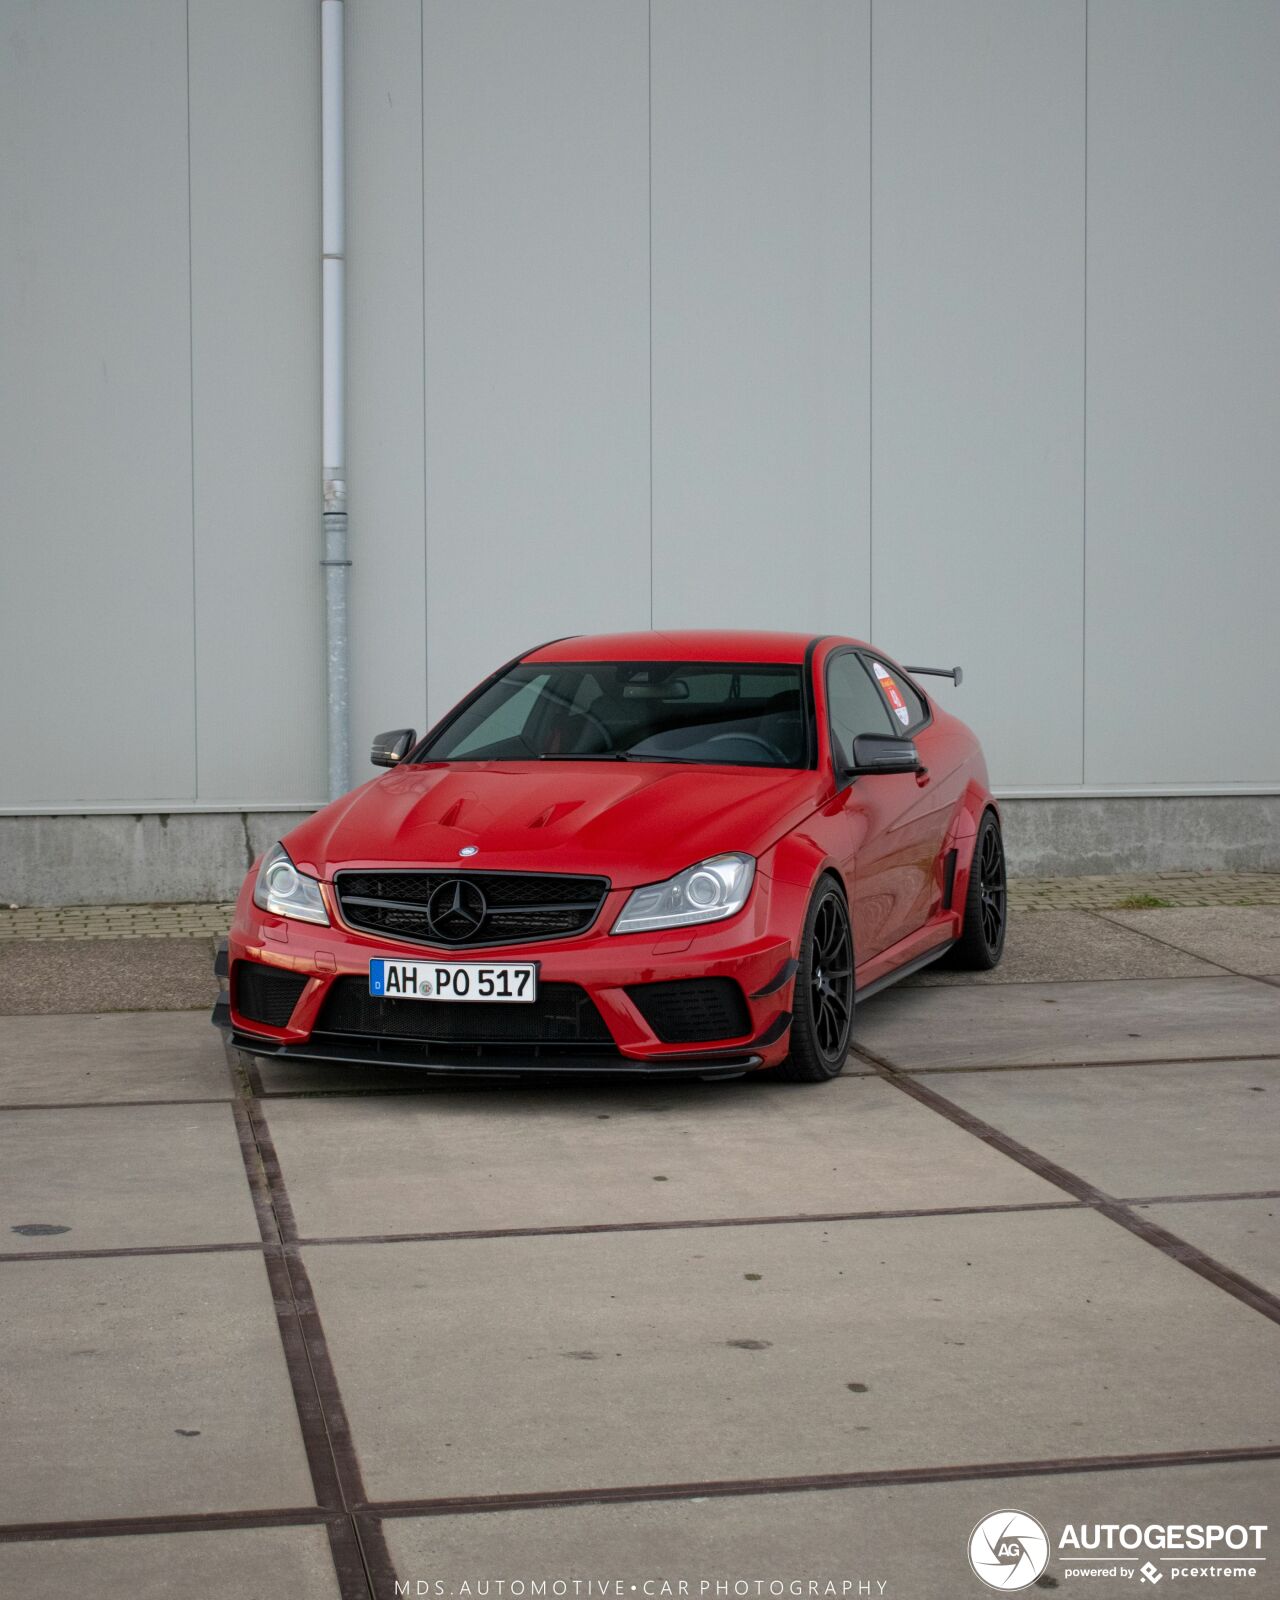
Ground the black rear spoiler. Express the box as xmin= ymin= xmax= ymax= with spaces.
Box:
xmin=904 ymin=664 xmax=963 ymax=686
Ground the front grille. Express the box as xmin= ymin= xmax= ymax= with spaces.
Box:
xmin=334 ymin=870 xmax=609 ymax=948
xmin=234 ymin=961 xmax=309 ymax=1028
xmin=315 ymin=977 xmax=613 ymax=1046
xmin=626 ymin=978 xmax=751 ymax=1044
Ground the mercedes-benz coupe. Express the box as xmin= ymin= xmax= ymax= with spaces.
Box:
xmin=213 ymin=631 xmax=1005 ymax=1081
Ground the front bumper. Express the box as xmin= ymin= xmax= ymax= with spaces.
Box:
xmin=214 ymin=871 xmax=801 ymax=1077
xmin=212 ymin=994 xmax=764 ymax=1078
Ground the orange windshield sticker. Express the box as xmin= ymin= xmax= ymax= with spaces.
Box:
xmin=872 ymin=662 xmax=911 ymax=727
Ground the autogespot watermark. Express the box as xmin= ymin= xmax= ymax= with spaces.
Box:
xmin=394 ymin=1583 xmax=891 ymax=1598
xmin=968 ymin=1511 xmax=1052 ymax=1590
xmin=967 ymin=1509 xmax=1269 ymax=1589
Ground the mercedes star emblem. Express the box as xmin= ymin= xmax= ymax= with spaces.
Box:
xmin=425 ymin=878 xmax=487 ymax=942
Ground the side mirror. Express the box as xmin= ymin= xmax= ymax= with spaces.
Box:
xmin=846 ymin=734 xmax=920 ymax=776
xmin=371 ymin=728 xmax=417 ymax=767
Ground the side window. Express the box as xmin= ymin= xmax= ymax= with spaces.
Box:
xmin=827 ymin=652 xmax=895 ymax=765
xmin=867 ymin=657 xmax=928 ymax=731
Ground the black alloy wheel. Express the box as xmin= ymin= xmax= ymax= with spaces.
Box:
xmin=978 ymin=819 xmax=1007 ymax=951
xmin=777 ymin=879 xmax=854 ymax=1081
xmin=947 ymin=811 xmax=1007 ymax=970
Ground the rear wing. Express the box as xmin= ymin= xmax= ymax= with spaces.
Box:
xmin=904 ymin=664 xmax=963 ymax=687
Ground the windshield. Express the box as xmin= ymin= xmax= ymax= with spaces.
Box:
xmin=417 ymin=661 xmax=809 ymax=769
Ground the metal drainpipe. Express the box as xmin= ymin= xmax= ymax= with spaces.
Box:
xmin=321 ymin=0 xmax=350 ymax=799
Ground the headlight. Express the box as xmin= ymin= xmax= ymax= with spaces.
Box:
xmin=612 ymin=853 xmax=756 ymax=935
xmin=252 ymin=842 xmax=330 ymax=926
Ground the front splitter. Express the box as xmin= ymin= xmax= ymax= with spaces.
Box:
xmin=213 ymin=999 xmax=762 ymax=1079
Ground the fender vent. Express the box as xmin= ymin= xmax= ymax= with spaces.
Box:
xmin=942 ymin=848 xmax=959 ymax=910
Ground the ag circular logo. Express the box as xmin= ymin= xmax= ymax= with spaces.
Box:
xmin=968 ymin=1509 xmax=1050 ymax=1591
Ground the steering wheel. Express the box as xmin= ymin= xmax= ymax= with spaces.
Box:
xmin=706 ymin=732 xmax=789 ymax=762
xmin=569 ymin=708 xmax=615 ymax=752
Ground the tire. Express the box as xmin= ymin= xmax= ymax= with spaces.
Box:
xmin=946 ymin=811 xmax=1007 ymax=970
xmin=775 ymin=877 xmax=854 ymax=1081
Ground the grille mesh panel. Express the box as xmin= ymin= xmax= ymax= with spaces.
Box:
xmin=625 ymin=979 xmax=751 ymax=1044
xmin=316 ymin=977 xmax=612 ymax=1045
xmin=233 ymin=962 xmax=309 ymax=1029
xmin=335 ymin=871 xmax=608 ymax=947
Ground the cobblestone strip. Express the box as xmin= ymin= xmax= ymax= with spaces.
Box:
xmin=1008 ymin=871 xmax=1280 ymax=911
xmin=0 ymin=903 xmax=237 ymax=941
xmin=2 ymin=872 xmax=1278 ymax=939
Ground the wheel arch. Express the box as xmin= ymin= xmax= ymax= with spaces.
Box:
xmin=943 ymin=783 xmax=1000 ymax=916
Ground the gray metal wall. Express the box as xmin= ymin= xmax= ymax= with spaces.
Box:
xmin=3 ymin=0 xmax=1278 ymax=820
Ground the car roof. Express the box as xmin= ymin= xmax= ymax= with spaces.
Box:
xmin=523 ymin=630 xmax=846 ymax=665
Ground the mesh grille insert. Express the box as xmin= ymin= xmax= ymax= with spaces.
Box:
xmin=316 ymin=977 xmax=613 ymax=1046
xmin=233 ymin=962 xmax=309 ymax=1029
xmin=334 ymin=871 xmax=608 ymax=948
xmin=625 ymin=978 xmax=752 ymax=1044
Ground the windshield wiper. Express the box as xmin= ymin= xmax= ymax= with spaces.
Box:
xmin=535 ymin=751 xmax=775 ymax=766
xmin=620 ymin=754 xmax=711 ymax=763
xmin=536 ymin=752 xmax=747 ymax=765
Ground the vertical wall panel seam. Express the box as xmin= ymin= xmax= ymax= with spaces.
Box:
xmin=186 ymin=0 xmax=199 ymax=801
xmin=867 ymin=0 xmax=874 ymax=642
xmin=420 ymin=0 xmax=429 ymax=718
xmin=647 ymin=0 xmax=654 ymax=629
xmin=1081 ymin=0 xmax=1089 ymax=785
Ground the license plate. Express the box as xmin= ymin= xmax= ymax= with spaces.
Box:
xmin=369 ymin=958 xmax=538 ymax=1003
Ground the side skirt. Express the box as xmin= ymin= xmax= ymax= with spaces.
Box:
xmin=854 ymin=939 xmax=955 ymax=1003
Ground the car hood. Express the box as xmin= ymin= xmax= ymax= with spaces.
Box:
xmin=285 ymin=762 xmax=827 ymax=889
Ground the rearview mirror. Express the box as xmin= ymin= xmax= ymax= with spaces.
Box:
xmin=371 ymin=728 xmax=417 ymax=767
xmin=847 ymin=734 xmax=920 ymax=776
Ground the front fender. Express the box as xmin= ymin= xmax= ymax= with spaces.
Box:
xmin=759 ymin=801 xmax=848 ymax=941
xmin=946 ymin=781 xmax=999 ymax=910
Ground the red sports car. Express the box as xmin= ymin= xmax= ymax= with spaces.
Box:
xmin=214 ymin=631 xmax=1005 ymax=1081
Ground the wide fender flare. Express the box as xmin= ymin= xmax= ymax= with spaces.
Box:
xmin=946 ymin=784 xmax=1000 ymax=908
xmin=759 ymin=822 xmax=847 ymax=953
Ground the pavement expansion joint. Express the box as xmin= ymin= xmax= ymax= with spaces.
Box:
xmin=858 ymin=1050 xmax=1280 ymax=1328
xmin=353 ymin=1444 xmax=1280 ymax=1523
xmin=226 ymin=1047 xmax=398 ymax=1598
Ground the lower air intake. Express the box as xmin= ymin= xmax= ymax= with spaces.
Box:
xmin=233 ymin=961 xmax=309 ymax=1029
xmin=315 ymin=977 xmax=612 ymax=1046
xmin=625 ymin=978 xmax=751 ymax=1043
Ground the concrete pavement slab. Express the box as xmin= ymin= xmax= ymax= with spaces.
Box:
xmin=852 ymin=976 xmax=1280 ymax=1069
xmin=0 ymin=1103 xmax=259 ymax=1252
xmin=0 ymin=1526 xmax=341 ymax=1600
xmin=385 ymin=1458 xmax=1279 ymax=1594
xmin=924 ymin=1059 xmax=1280 ymax=1198
xmin=908 ymin=909 xmax=1222 ymax=985
xmin=1099 ymin=906 xmax=1280 ymax=976
xmin=0 ymin=1011 xmax=231 ymax=1104
xmin=0 ymin=937 xmax=216 ymax=1015
xmin=267 ymin=1076 xmax=1060 ymax=1239
xmin=1 ymin=1253 xmax=316 ymax=1522
xmin=305 ymin=1209 xmax=1280 ymax=1501
xmin=1137 ymin=1199 xmax=1280 ymax=1296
